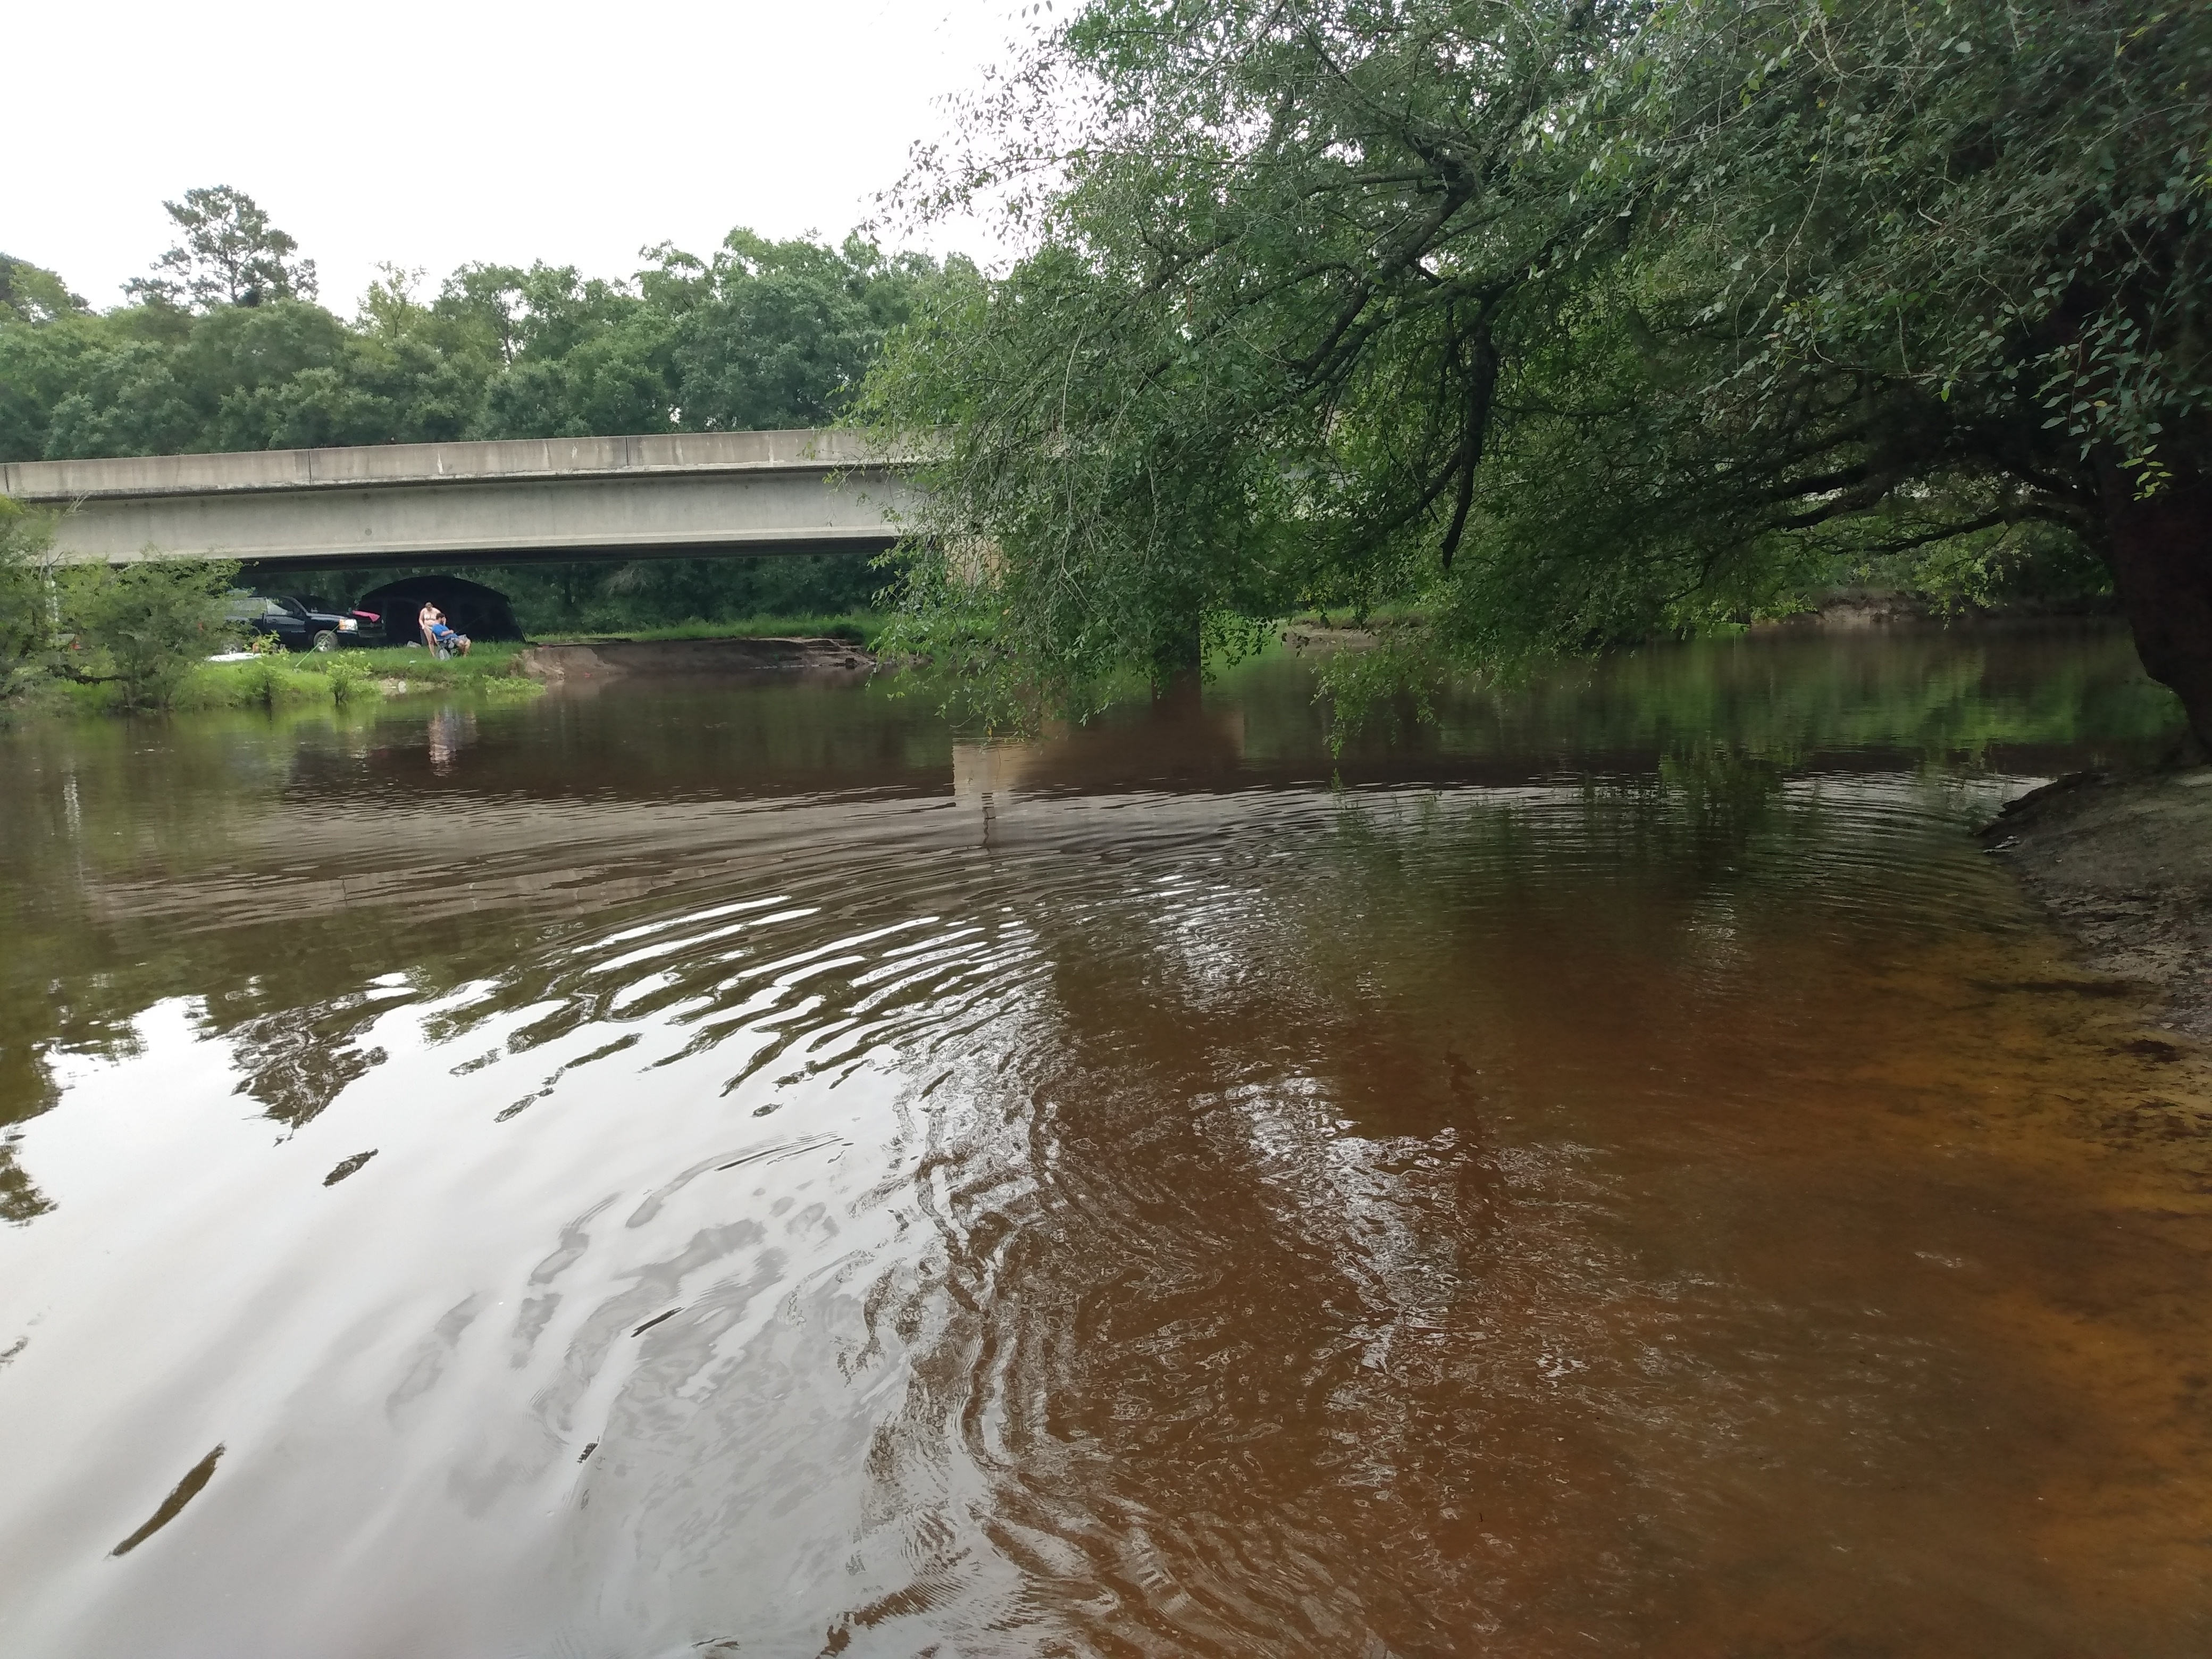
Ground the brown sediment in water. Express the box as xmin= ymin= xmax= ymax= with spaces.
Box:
xmin=1982 ymin=766 xmax=2212 ymax=1040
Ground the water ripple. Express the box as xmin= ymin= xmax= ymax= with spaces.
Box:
xmin=3 ymin=766 xmax=2207 ymax=1655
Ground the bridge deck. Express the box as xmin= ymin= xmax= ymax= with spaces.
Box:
xmin=1 ymin=430 xmax=916 ymax=566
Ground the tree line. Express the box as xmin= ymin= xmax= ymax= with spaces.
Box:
xmin=8 ymin=2 xmax=2208 ymax=750
xmin=0 ymin=189 xmax=948 ymax=692
xmin=1 ymin=186 xmax=959 ymax=462
xmin=858 ymin=0 xmax=2211 ymax=749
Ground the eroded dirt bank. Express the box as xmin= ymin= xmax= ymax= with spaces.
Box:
xmin=1983 ymin=765 xmax=2212 ymax=1040
xmin=517 ymin=637 xmax=871 ymax=678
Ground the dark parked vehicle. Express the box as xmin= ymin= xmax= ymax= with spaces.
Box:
xmin=224 ymin=594 xmax=366 ymax=652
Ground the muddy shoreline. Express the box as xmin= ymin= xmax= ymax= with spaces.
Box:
xmin=516 ymin=636 xmax=872 ymax=679
xmin=1982 ymin=765 xmax=2212 ymax=1040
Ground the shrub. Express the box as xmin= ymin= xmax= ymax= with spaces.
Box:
xmin=0 ymin=499 xmax=57 ymax=705
xmin=232 ymin=655 xmax=291 ymax=708
xmin=323 ymin=655 xmax=380 ymax=706
xmin=477 ymin=674 xmax=546 ymax=703
xmin=60 ymin=557 xmax=240 ymax=709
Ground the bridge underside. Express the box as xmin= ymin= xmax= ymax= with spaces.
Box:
xmin=0 ymin=432 xmax=917 ymax=568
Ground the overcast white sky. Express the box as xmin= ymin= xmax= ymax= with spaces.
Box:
xmin=9 ymin=0 xmax=1029 ymax=312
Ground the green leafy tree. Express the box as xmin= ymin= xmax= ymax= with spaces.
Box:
xmin=0 ymin=308 xmax=108 ymax=459
xmin=0 ymin=211 xmax=943 ymax=569
xmin=38 ymin=337 xmax=203 ymax=459
xmin=1611 ymin=0 xmax=2212 ymax=743
xmin=862 ymin=0 xmax=2212 ymax=746
xmin=862 ymin=0 xmax=1645 ymax=692
xmin=0 ymin=255 xmax=86 ymax=324
xmin=60 ymin=558 xmax=240 ymax=709
xmin=126 ymin=186 xmax=319 ymax=311
xmin=461 ymin=262 xmax=673 ymax=438
xmin=0 ymin=499 xmax=58 ymax=703
xmin=433 ymin=263 xmax=532 ymax=365
xmin=219 ymin=267 xmax=499 ymax=448
xmin=651 ymin=232 xmax=940 ymax=432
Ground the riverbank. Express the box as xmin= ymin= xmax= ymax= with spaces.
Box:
xmin=6 ymin=635 xmax=870 ymax=719
xmin=192 ymin=644 xmax=541 ymax=708
xmin=64 ymin=645 xmax=546 ymax=715
xmin=1275 ymin=589 xmax=2114 ymax=653
xmin=1983 ymin=765 xmax=2212 ymax=1040
xmin=516 ymin=637 xmax=873 ymax=679
xmin=533 ymin=613 xmax=882 ymax=648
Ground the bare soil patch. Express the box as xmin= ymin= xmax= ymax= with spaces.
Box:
xmin=1982 ymin=766 xmax=2212 ymax=1040
xmin=517 ymin=638 xmax=871 ymax=679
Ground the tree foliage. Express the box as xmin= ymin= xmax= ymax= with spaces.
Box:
xmin=0 ymin=255 xmax=86 ymax=324
xmin=1 ymin=213 xmax=954 ymax=462
xmin=56 ymin=559 xmax=240 ymax=710
xmin=125 ymin=186 xmax=319 ymax=311
xmin=0 ymin=509 xmax=241 ymax=714
xmin=861 ymin=0 xmax=2212 ymax=741
xmin=0 ymin=207 xmax=940 ymax=661
xmin=0 ymin=500 xmax=56 ymax=704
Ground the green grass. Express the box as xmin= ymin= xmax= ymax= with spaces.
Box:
xmin=18 ymin=615 xmax=872 ymax=721
xmin=172 ymin=642 xmax=541 ymax=711
xmin=313 ymin=641 xmax=532 ymax=682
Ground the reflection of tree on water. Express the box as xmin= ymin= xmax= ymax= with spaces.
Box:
xmin=1 ymin=1141 xmax=54 ymax=1224
xmin=1635 ymin=741 xmax=1803 ymax=877
xmin=223 ymin=998 xmax=392 ymax=1133
xmin=1 ymin=640 xmax=2204 ymax=1646
xmin=1235 ymin=622 xmax=2183 ymax=777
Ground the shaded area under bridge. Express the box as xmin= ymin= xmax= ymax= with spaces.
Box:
xmin=0 ymin=430 xmax=919 ymax=568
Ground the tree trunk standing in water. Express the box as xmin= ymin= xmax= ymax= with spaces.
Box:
xmin=2098 ymin=457 xmax=2212 ymax=757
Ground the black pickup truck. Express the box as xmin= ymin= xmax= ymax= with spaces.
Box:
xmin=227 ymin=594 xmax=368 ymax=652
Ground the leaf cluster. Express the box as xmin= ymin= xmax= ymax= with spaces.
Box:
xmin=0 ymin=513 xmax=242 ymax=713
xmin=125 ymin=186 xmax=319 ymax=311
xmin=2 ymin=203 xmax=958 ymax=463
xmin=860 ymin=0 xmax=2205 ymax=713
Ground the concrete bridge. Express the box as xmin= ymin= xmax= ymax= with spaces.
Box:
xmin=0 ymin=430 xmax=916 ymax=567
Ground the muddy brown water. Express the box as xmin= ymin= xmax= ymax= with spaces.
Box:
xmin=1 ymin=624 xmax=2208 ymax=1656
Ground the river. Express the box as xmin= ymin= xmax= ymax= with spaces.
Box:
xmin=1 ymin=623 xmax=2207 ymax=1656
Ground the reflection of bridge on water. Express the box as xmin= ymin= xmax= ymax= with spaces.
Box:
xmin=0 ymin=430 xmax=916 ymax=567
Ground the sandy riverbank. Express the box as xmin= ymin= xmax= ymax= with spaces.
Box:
xmin=1982 ymin=766 xmax=2212 ymax=1040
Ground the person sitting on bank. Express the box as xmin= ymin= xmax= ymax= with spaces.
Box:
xmin=418 ymin=603 xmax=472 ymax=657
